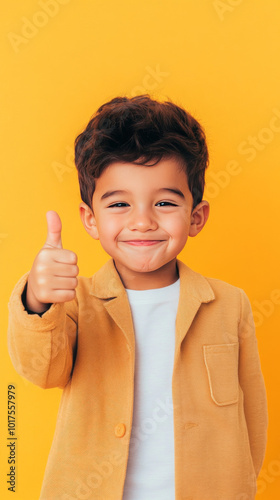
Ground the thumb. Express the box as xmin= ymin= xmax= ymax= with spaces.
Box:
xmin=44 ymin=210 xmax=63 ymax=249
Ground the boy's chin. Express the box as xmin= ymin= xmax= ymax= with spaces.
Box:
xmin=113 ymin=257 xmax=170 ymax=274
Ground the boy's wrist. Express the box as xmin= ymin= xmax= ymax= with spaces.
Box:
xmin=23 ymin=282 xmax=52 ymax=315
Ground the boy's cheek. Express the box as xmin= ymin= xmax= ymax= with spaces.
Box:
xmin=97 ymin=217 xmax=119 ymax=235
xmin=164 ymin=219 xmax=189 ymax=238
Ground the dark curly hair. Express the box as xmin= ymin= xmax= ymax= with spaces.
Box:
xmin=74 ymin=94 xmax=209 ymax=210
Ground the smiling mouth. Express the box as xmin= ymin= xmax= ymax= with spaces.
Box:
xmin=121 ymin=240 xmax=164 ymax=246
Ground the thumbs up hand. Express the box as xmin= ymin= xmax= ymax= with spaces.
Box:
xmin=44 ymin=210 xmax=63 ymax=249
xmin=26 ymin=211 xmax=79 ymax=313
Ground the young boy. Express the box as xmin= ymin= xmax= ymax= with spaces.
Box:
xmin=8 ymin=95 xmax=268 ymax=500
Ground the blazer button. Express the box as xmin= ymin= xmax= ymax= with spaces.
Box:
xmin=115 ymin=423 xmax=126 ymax=438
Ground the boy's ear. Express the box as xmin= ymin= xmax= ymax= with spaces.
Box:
xmin=79 ymin=202 xmax=99 ymax=240
xmin=189 ymin=200 xmax=210 ymax=237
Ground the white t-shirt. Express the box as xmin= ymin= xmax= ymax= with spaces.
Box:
xmin=122 ymin=278 xmax=180 ymax=500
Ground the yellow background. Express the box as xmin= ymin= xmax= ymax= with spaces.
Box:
xmin=1 ymin=0 xmax=280 ymax=498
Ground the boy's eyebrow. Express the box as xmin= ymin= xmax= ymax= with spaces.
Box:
xmin=101 ymin=190 xmax=129 ymax=200
xmin=100 ymin=188 xmax=185 ymax=201
xmin=158 ymin=188 xmax=185 ymax=199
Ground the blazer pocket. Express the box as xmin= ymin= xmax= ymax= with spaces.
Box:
xmin=203 ymin=343 xmax=239 ymax=406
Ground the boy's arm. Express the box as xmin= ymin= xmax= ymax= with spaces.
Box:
xmin=7 ymin=272 xmax=78 ymax=390
xmin=238 ymin=288 xmax=268 ymax=478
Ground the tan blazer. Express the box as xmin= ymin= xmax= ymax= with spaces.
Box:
xmin=7 ymin=258 xmax=268 ymax=500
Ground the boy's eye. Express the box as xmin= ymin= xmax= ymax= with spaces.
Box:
xmin=156 ymin=201 xmax=178 ymax=207
xmin=108 ymin=202 xmax=129 ymax=208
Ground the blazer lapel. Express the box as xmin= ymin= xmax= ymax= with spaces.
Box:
xmin=175 ymin=260 xmax=215 ymax=351
xmin=89 ymin=258 xmax=215 ymax=352
xmin=89 ymin=259 xmax=135 ymax=350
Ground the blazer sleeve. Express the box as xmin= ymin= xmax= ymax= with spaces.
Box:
xmin=7 ymin=272 xmax=78 ymax=390
xmin=238 ymin=288 xmax=268 ymax=478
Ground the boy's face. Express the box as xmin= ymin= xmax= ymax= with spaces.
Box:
xmin=80 ymin=157 xmax=209 ymax=289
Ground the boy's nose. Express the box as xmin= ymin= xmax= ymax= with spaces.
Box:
xmin=127 ymin=209 xmax=158 ymax=231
